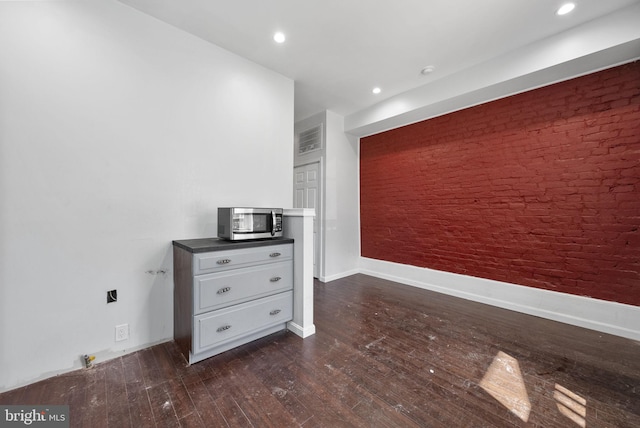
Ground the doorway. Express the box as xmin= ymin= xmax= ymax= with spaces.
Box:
xmin=294 ymin=161 xmax=321 ymax=278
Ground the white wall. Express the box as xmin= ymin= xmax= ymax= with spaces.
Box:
xmin=322 ymin=111 xmax=359 ymax=281
xmin=0 ymin=0 xmax=293 ymax=392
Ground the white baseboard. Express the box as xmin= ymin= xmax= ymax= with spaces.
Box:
xmin=319 ymin=268 xmax=360 ymax=283
xmin=359 ymin=257 xmax=640 ymax=341
xmin=287 ymin=321 xmax=316 ymax=338
xmin=0 ymin=337 xmax=173 ymax=394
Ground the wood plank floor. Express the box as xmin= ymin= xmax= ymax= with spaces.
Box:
xmin=1 ymin=274 xmax=639 ymax=427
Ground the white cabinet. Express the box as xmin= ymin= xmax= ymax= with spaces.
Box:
xmin=173 ymin=238 xmax=294 ymax=364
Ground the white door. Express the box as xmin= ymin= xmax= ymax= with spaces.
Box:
xmin=294 ymin=162 xmax=320 ymax=278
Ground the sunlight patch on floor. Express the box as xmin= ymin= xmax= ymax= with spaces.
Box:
xmin=554 ymin=383 xmax=587 ymax=427
xmin=479 ymin=351 xmax=531 ymax=422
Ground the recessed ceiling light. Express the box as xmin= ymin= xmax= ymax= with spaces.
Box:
xmin=556 ymin=3 xmax=575 ymax=15
xmin=273 ymin=32 xmax=286 ymax=43
xmin=372 ymin=87 xmax=381 ymax=94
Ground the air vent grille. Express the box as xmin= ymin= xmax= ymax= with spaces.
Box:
xmin=298 ymin=125 xmax=322 ymax=154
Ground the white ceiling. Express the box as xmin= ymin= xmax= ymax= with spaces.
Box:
xmin=117 ymin=0 xmax=640 ymax=122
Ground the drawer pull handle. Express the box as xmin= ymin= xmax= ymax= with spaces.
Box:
xmin=270 ymin=309 xmax=281 ymax=316
xmin=217 ymin=287 xmax=231 ymax=294
xmin=217 ymin=325 xmax=231 ymax=333
xmin=270 ymin=277 xmax=282 ymax=282
xmin=269 ymin=252 xmax=281 ymax=258
xmin=217 ymin=259 xmax=232 ymax=265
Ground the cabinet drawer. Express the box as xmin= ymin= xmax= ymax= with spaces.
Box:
xmin=194 ymin=261 xmax=293 ymax=314
xmin=193 ymin=291 xmax=292 ymax=354
xmin=194 ymin=244 xmax=292 ymax=275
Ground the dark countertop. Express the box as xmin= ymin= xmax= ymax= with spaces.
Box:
xmin=172 ymin=237 xmax=294 ymax=253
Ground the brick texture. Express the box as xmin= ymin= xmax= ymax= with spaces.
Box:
xmin=360 ymin=62 xmax=640 ymax=306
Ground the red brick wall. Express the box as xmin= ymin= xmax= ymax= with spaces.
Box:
xmin=360 ymin=62 xmax=640 ymax=306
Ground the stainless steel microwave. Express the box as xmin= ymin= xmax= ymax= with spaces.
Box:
xmin=217 ymin=207 xmax=283 ymax=240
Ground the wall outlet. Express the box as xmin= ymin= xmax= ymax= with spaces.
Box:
xmin=115 ymin=324 xmax=129 ymax=342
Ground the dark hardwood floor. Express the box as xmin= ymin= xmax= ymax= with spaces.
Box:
xmin=1 ymin=274 xmax=639 ymax=427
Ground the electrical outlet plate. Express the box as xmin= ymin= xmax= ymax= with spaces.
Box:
xmin=115 ymin=324 xmax=129 ymax=342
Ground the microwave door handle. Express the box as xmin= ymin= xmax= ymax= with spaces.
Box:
xmin=271 ymin=210 xmax=276 ymax=236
